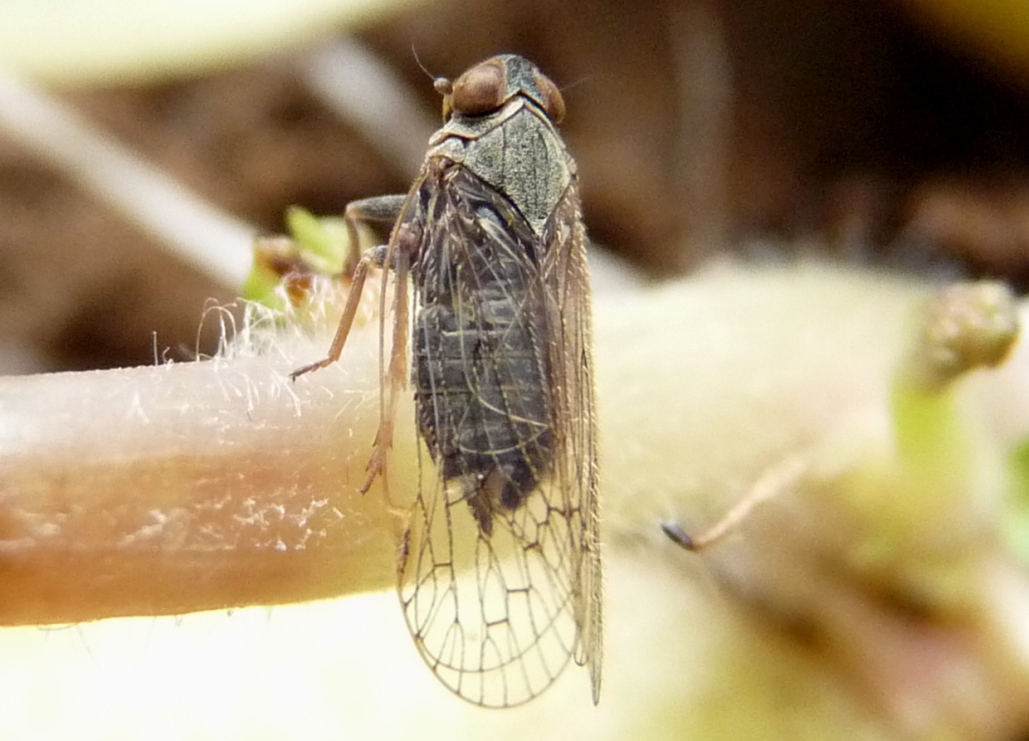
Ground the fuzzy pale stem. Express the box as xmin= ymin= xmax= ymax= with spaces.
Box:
xmin=0 ymin=333 xmax=400 ymax=625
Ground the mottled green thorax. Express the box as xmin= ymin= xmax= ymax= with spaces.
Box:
xmin=429 ymin=54 xmax=575 ymax=237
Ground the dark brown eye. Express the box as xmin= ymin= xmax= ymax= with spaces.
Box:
xmin=450 ymin=60 xmax=506 ymax=116
xmin=533 ymin=71 xmax=565 ymax=124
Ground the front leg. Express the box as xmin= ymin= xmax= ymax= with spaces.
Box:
xmin=292 ymin=192 xmax=424 ymax=496
xmin=340 ymin=194 xmax=407 ymax=275
xmin=289 ymin=243 xmax=389 ymax=380
xmin=289 ymin=193 xmax=406 ymax=379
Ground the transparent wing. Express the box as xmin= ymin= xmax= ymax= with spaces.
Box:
xmin=397 ymin=164 xmax=598 ymax=707
xmin=540 ymin=180 xmax=602 ymax=703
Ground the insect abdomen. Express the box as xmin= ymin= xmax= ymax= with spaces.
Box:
xmin=414 ymin=280 xmax=553 ymax=533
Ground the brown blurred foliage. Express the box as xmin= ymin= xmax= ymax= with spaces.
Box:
xmin=4 ymin=0 xmax=1029 ymax=371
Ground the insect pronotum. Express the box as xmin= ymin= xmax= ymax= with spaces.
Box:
xmin=292 ymin=54 xmax=602 ymax=708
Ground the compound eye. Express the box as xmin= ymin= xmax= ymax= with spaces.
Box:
xmin=533 ymin=71 xmax=565 ymax=124
xmin=449 ymin=60 xmax=506 ymax=116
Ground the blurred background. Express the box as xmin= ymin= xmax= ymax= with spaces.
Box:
xmin=5 ymin=3 xmax=1029 ymax=739
xmin=3 ymin=0 xmax=1029 ymax=372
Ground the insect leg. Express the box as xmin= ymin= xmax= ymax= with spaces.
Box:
xmin=289 ymin=195 xmax=407 ymax=380
xmin=290 ymin=243 xmax=389 ymax=380
xmin=341 ymin=194 xmax=407 ymax=275
xmin=664 ymin=453 xmax=809 ymax=552
xmin=362 ymin=244 xmax=411 ymax=492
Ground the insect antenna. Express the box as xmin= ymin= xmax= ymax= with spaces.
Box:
xmin=410 ymin=46 xmax=440 ymax=83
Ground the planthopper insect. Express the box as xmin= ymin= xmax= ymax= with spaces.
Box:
xmin=292 ymin=54 xmax=601 ymax=708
